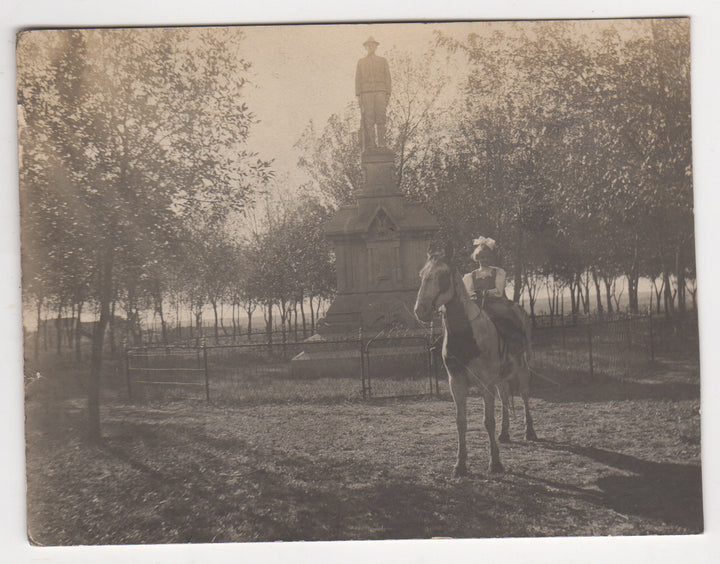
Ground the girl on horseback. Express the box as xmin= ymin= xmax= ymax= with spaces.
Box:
xmin=462 ymin=236 xmax=529 ymax=354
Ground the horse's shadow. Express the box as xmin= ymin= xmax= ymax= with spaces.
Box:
xmin=511 ymin=439 xmax=703 ymax=532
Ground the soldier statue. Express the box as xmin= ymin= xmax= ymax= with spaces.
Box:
xmin=355 ymin=37 xmax=391 ymax=150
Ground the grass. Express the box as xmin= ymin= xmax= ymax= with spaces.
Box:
xmin=25 ymin=352 xmax=701 ymax=545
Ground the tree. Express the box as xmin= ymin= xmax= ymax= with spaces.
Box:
xmin=434 ymin=19 xmax=692 ymax=314
xmin=18 ymin=28 xmax=272 ymax=440
xmin=296 ymin=108 xmax=363 ymax=208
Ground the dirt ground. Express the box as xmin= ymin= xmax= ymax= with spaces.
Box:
xmin=25 ymin=357 xmax=702 ymax=545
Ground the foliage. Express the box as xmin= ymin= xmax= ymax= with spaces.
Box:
xmin=18 ymin=28 xmax=272 ymax=438
xmin=298 ymin=20 xmax=694 ymax=313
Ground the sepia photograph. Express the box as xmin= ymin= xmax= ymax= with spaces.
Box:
xmin=5 ymin=3 xmax=720 ymax=562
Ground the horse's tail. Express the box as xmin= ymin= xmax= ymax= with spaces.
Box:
xmin=496 ymin=379 xmax=515 ymax=413
xmin=521 ymin=350 xmax=535 ymax=386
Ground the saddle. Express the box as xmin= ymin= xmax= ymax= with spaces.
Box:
xmin=471 ymin=295 xmax=527 ymax=357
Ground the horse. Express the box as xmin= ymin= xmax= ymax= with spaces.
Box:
xmin=414 ymin=246 xmax=536 ymax=477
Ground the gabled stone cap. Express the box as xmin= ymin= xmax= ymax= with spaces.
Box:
xmin=325 ymin=201 xmax=439 ymax=236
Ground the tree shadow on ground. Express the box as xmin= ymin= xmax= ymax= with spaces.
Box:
xmin=96 ymin=423 xmax=526 ymax=542
xmin=532 ymin=440 xmax=703 ymax=532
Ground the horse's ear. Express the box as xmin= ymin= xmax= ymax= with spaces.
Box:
xmin=427 ymin=240 xmax=444 ymax=259
xmin=427 ymin=239 xmax=455 ymax=265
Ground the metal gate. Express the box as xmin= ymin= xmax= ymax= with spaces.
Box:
xmin=125 ymin=345 xmax=210 ymax=401
xmin=361 ymin=332 xmax=441 ymax=399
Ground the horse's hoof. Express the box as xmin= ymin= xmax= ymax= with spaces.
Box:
xmin=453 ymin=465 xmax=468 ymax=478
xmin=526 ymin=430 xmax=538 ymax=441
xmin=489 ymin=462 xmax=505 ymax=474
xmin=498 ymin=433 xmax=511 ymax=443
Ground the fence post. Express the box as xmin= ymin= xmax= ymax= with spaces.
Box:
xmin=203 ymin=340 xmax=210 ymax=402
xmin=359 ymin=328 xmax=366 ymax=400
xmin=124 ymin=342 xmax=132 ymax=400
xmin=587 ymin=322 xmax=594 ymax=379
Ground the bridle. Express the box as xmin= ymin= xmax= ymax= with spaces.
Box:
xmin=428 ymin=258 xmax=454 ymax=315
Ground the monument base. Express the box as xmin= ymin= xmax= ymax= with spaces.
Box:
xmin=317 ymin=290 xmax=423 ymax=335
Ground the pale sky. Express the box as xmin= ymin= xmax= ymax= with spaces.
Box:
xmin=238 ymin=22 xmax=479 ymax=185
xmin=227 ymin=19 xmax=647 ymax=188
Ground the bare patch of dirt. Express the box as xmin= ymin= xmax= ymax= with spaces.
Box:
xmin=25 ymin=358 xmax=701 ymax=545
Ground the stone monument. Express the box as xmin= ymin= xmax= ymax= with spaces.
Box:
xmin=318 ymin=38 xmax=439 ymax=334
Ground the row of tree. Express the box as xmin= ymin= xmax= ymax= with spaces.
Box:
xmin=297 ymin=19 xmax=696 ymax=321
xmin=18 ymin=28 xmax=334 ymax=439
xmin=19 ymin=20 xmax=696 ymax=439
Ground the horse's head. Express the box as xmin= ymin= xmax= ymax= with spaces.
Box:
xmin=414 ymin=245 xmax=455 ymax=323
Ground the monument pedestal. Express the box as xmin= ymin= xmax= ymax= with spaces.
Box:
xmin=319 ymin=148 xmax=439 ymax=335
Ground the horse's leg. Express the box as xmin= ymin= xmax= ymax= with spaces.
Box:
xmin=520 ymin=353 xmax=538 ymax=441
xmin=498 ymin=379 xmax=511 ymax=443
xmin=448 ymin=372 xmax=468 ymax=477
xmin=498 ymin=358 xmax=514 ymax=443
xmin=483 ymin=387 xmax=504 ymax=474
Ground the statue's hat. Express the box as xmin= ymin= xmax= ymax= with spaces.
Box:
xmin=363 ymin=36 xmax=379 ymax=46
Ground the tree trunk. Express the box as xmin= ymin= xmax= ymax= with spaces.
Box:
xmin=279 ymin=299 xmax=287 ymax=343
xmin=525 ymin=274 xmax=537 ymax=326
xmin=603 ymin=277 xmax=613 ymax=315
xmin=628 ymin=234 xmax=640 ymax=314
xmin=544 ymin=278 xmax=555 ymax=324
xmin=592 ymin=269 xmax=604 ymax=318
xmin=88 ymin=252 xmax=113 ymax=443
xmin=300 ymin=298 xmax=307 ymax=338
xmin=570 ymin=274 xmax=582 ymax=320
xmin=663 ymin=269 xmax=675 ymax=319
xmin=75 ymin=301 xmax=83 ymax=362
xmin=154 ymin=293 xmax=167 ymax=344
xmin=651 ymin=277 xmax=664 ymax=316
xmin=628 ymin=274 xmax=639 ymax=314
xmin=512 ymin=229 xmax=524 ymax=303
xmin=56 ymin=303 xmax=63 ymax=355
xmin=108 ymin=300 xmax=116 ymax=354
xmin=309 ymin=296 xmax=316 ymax=334
xmin=195 ymin=308 xmax=203 ymax=345
xmin=676 ymin=246 xmax=686 ymax=316
xmin=134 ymin=305 xmax=143 ymax=345
xmin=220 ymin=302 xmax=230 ymax=337
xmin=246 ymin=305 xmax=254 ymax=342
xmin=68 ymin=303 xmax=76 ymax=349
xmin=265 ymin=303 xmax=273 ymax=345
xmin=232 ymin=301 xmax=238 ymax=340
xmin=211 ymin=299 xmax=220 ymax=344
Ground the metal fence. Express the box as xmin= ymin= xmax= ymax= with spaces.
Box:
xmin=125 ymin=330 xmax=441 ymax=404
xmin=124 ymin=312 xmax=698 ymax=404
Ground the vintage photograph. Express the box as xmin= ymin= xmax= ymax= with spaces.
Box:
xmin=17 ymin=18 xmax=701 ymax=546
